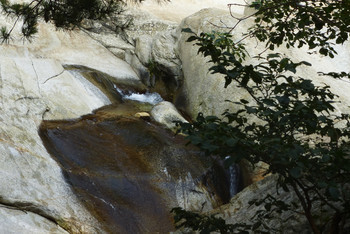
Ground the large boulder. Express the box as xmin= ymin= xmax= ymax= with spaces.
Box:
xmin=0 ymin=57 xmax=106 ymax=232
xmin=151 ymin=101 xmax=188 ymax=130
xmin=0 ymin=12 xmax=145 ymax=232
xmin=176 ymin=8 xmax=350 ymax=119
xmin=173 ymin=7 xmax=350 ymax=233
xmin=214 ymin=175 xmax=312 ymax=234
xmin=175 ymin=8 xmax=253 ymax=118
xmin=0 ymin=16 xmax=143 ymax=90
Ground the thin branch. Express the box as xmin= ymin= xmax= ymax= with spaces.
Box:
xmin=290 ymin=180 xmax=321 ymax=234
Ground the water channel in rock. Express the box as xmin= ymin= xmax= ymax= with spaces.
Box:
xmin=39 ymin=67 xmax=240 ymax=233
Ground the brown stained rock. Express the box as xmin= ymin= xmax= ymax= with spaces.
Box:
xmin=39 ymin=111 xmax=230 ymax=233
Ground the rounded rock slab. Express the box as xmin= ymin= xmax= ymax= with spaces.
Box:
xmin=151 ymin=101 xmax=188 ymax=130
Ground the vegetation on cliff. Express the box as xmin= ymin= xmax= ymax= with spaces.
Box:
xmin=1 ymin=0 xmax=349 ymax=233
xmin=174 ymin=1 xmax=350 ymax=233
xmin=0 ymin=0 xmax=128 ymax=42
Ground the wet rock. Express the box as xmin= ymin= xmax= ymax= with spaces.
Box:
xmin=39 ymin=113 xmax=229 ymax=232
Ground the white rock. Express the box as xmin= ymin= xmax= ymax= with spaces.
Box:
xmin=0 ymin=207 xmax=68 ymax=234
xmin=176 ymin=8 xmax=252 ymax=118
xmin=137 ymin=0 xmax=247 ymax=23
xmin=214 ymin=175 xmax=312 ymax=233
xmin=0 ymin=15 xmax=142 ymax=88
xmin=0 ymin=55 xmax=108 ymax=232
xmin=176 ymin=8 xmax=350 ymax=118
xmin=83 ymin=8 xmax=182 ymax=89
xmin=0 ymin=9 xmax=145 ymax=232
xmin=151 ymin=101 xmax=188 ymax=130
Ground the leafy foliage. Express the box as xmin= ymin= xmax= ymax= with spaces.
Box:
xmin=0 ymin=0 xmax=126 ymax=42
xmin=174 ymin=1 xmax=350 ymax=233
xmin=248 ymin=0 xmax=350 ymax=56
xmin=171 ymin=207 xmax=251 ymax=234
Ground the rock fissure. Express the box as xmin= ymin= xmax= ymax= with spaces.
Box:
xmin=0 ymin=199 xmax=69 ymax=233
xmin=31 ymin=59 xmax=42 ymax=96
xmin=0 ymin=1 xmax=348 ymax=232
xmin=15 ymin=96 xmax=40 ymax=102
xmin=42 ymin=70 xmax=66 ymax=84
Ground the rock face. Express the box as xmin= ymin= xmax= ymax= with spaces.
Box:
xmin=172 ymin=7 xmax=350 ymax=233
xmin=82 ymin=8 xmax=183 ymax=102
xmin=0 ymin=58 xmax=106 ymax=233
xmin=39 ymin=108 xmax=231 ymax=232
xmin=175 ymin=8 xmax=251 ymax=118
xmin=0 ymin=11 xmax=146 ymax=233
xmin=1 ymin=0 xmax=350 ymax=232
xmin=0 ymin=9 xmax=230 ymax=230
xmin=0 ymin=208 xmax=68 ymax=234
xmin=214 ymin=175 xmax=312 ymax=234
xmin=139 ymin=0 xmax=246 ymax=23
xmin=176 ymin=8 xmax=350 ymax=119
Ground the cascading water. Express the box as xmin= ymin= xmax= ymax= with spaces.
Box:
xmin=225 ymin=156 xmax=242 ymax=198
xmin=39 ymin=67 xmax=231 ymax=233
xmin=229 ymin=163 xmax=241 ymax=197
xmin=113 ymin=84 xmax=164 ymax=105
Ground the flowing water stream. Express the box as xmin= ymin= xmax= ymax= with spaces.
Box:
xmin=39 ymin=67 xmax=240 ymax=233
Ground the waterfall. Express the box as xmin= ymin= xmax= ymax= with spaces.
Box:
xmin=229 ymin=163 xmax=241 ymax=197
xmin=113 ymin=84 xmax=163 ymax=105
xmin=225 ymin=156 xmax=241 ymax=198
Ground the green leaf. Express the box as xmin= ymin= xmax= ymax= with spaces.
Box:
xmin=182 ymin=28 xmax=194 ymax=33
xmin=251 ymin=71 xmax=262 ymax=84
xmin=262 ymin=99 xmax=275 ymax=106
xmin=240 ymin=99 xmax=249 ymax=104
xmin=289 ymin=167 xmax=302 ymax=179
xmin=328 ymin=187 xmax=340 ymax=200
xmin=226 ymin=138 xmax=238 ymax=147
xmin=280 ymin=58 xmax=288 ymax=69
xmin=187 ymin=36 xmax=198 ymax=42
xmin=267 ymin=53 xmax=281 ymax=59
xmin=246 ymin=106 xmax=258 ymax=114
xmin=300 ymin=61 xmax=312 ymax=66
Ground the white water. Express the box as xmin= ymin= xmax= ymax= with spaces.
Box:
xmin=123 ymin=92 xmax=163 ymax=105
xmin=225 ymin=156 xmax=241 ymax=197
xmin=229 ymin=163 xmax=240 ymax=197
xmin=113 ymin=84 xmax=163 ymax=105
